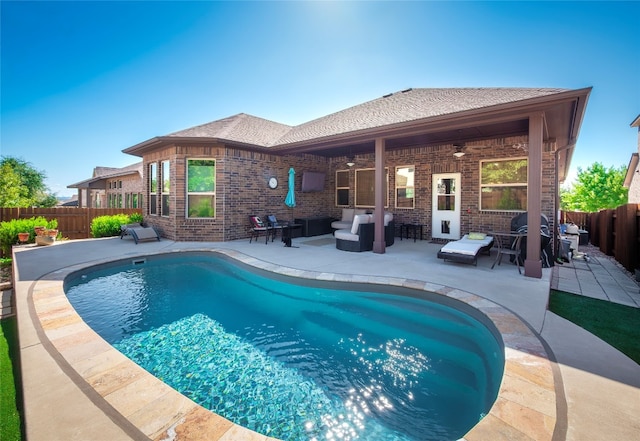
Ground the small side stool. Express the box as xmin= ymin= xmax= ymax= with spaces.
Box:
xmin=400 ymin=223 xmax=423 ymax=242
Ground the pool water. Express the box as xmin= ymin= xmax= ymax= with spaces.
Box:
xmin=65 ymin=253 xmax=504 ymax=441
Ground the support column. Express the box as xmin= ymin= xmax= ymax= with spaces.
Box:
xmin=373 ymin=138 xmax=386 ymax=254
xmin=525 ymin=112 xmax=543 ymax=278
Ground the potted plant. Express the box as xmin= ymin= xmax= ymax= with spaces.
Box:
xmin=18 ymin=232 xmax=30 ymax=243
xmin=35 ymin=228 xmax=56 ymax=246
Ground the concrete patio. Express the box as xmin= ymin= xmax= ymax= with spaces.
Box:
xmin=7 ymin=234 xmax=640 ymax=440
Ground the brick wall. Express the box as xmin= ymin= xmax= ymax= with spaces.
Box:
xmin=139 ymin=135 xmax=558 ymax=242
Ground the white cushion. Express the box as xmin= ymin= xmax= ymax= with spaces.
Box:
xmin=439 ymin=241 xmax=484 ymax=256
xmin=351 ymin=214 xmax=371 ymax=234
xmin=335 ymin=229 xmax=359 ymax=241
xmin=384 ymin=212 xmax=393 ymax=226
xmin=331 ymin=220 xmax=352 ymax=230
xmin=354 ymin=209 xmax=367 ymax=217
xmin=341 ymin=208 xmax=355 ymax=222
xmin=459 ymin=234 xmax=493 ymax=247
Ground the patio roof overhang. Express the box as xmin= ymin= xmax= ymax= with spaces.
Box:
xmin=124 ymin=88 xmax=590 ymax=184
xmin=269 ymin=87 xmax=591 ymax=183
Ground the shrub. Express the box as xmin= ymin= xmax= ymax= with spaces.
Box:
xmin=128 ymin=212 xmax=144 ymax=224
xmin=0 ymin=217 xmax=57 ymax=256
xmin=90 ymin=214 xmax=132 ymax=238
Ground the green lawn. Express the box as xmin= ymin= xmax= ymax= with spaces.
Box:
xmin=549 ymin=290 xmax=640 ymax=364
xmin=1 ymin=316 xmax=22 ymax=441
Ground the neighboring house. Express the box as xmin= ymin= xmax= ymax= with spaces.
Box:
xmin=123 ymin=87 xmax=591 ymax=278
xmin=68 ymin=162 xmax=144 ymax=208
xmin=623 ymin=115 xmax=640 ymax=204
xmin=56 ymin=194 xmax=79 ymax=207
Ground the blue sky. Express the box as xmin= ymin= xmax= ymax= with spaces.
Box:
xmin=2 ymin=1 xmax=638 ymax=197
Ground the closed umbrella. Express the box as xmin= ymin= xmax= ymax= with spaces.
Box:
xmin=283 ymin=167 xmax=297 ymax=246
xmin=285 ymin=167 xmax=296 ymax=210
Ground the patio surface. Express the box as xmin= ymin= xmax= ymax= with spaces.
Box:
xmin=6 ymin=234 xmax=640 ymax=441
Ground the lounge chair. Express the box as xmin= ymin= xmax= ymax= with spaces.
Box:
xmin=335 ymin=214 xmax=375 ymax=252
xmin=120 ymin=223 xmax=161 ymax=244
xmin=437 ymin=233 xmax=494 ymax=266
xmin=249 ymin=216 xmax=272 ymax=244
xmin=265 ymin=214 xmax=284 ymax=242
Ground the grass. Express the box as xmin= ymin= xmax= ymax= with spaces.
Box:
xmin=1 ymin=316 xmax=23 ymax=441
xmin=549 ymin=290 xmax=640 ymax=364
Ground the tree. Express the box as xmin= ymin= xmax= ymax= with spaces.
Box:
xmin=0 ymin=156 xmax=58 ymax=207
xmin=561 ymin=162 xmax=628 ymax=212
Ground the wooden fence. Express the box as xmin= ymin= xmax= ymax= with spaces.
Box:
xmin=562 ymin=204 xmax=640 ymax=274
xmin=0 ymin=207 xmax=142 ymax=240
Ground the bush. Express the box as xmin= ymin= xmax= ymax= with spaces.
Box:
xmin=90 ymin=214 xmax=132 ymax=238
xmin=90 ymin=214 xmax=143 ymax=238
xmin=129 ymin=212 xmax=144 ymax=224
xmin=0 ymin=217 xmax=57 ymax=256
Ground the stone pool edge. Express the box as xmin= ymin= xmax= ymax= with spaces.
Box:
xmin=29 ymin=248 xmax=557 ymax=441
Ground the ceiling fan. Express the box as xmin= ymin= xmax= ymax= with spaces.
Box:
xmin=452 ymin=140 xmax=528 ymax=157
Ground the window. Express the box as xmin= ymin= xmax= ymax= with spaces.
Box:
xmin=480 ymin=158 xmax=528 ymax=211
xmin=187 ymin=159 xmax=215 ymax=218
xmin=395 ymin=166 xmax=415 ymax=209
xmin=132 ymin=193 xmax=138 ymax=208
xmin=149 ymin=163 xmax=158 ymax=215
xmin=125 ymin=193 xmax=130 ymax=208
xmin=335 ymin=170 xmax=349 ymax=206
xmin=161 ymin=160 xmax=170 ymax=216
xmin=355 ymin=168 xmax=388 ymax=207
xmin=117 ymin=194 xmax=122 ymax=208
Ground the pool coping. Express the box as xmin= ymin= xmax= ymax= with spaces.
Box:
xmin=29 ymin=248 xmax=558 ymax=441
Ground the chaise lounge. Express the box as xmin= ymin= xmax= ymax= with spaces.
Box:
xmin=437 ymin=233 xmax=494 ymax=266
xmin=120 ymin=223 xmax=161 ymax=244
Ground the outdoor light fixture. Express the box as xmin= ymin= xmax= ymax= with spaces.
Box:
xmin=453 ymin=144 xmax=465 ymax=158
xmin=346 ymin=147 xmax=355 ymax=167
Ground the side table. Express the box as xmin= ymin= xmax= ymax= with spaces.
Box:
xmin=281 ymin=223 xmax=302 ymax=247
xmin=400 ymin=223 xmax=423 ymax=242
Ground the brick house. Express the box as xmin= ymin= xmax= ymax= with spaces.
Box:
xmin=623 ymin=115 xmax=640 ymax=203
xmin=68 ymin=162 xmax=144 ymax=208
xmin=123 ymin=87 xmax=591 ymax=278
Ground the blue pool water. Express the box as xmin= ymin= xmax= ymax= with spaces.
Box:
xmin=65 ymin=252 xmax=504 ymax=441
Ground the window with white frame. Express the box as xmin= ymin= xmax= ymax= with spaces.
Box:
xmin=355 ymin=168 xmax=388 ymax=207
xmin=395 ymin=166 xmax=415 ymax=209
xmin=187 ymin=159 xmax=215 ymax=218
xmin=480 ymin=158 xmax=528 ymax=211
xmin=149 ymin=163 xmax=158 ymax=215
xmin=335 ymin=170 xmax=350 ymax=206
xmin=161 ymin=160 xmax=170 ymax=216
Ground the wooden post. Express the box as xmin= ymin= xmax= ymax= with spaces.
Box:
xmin=373 ymin=137 xmax=386 ymax=254
xmin=525 ymin=112 xmax=543 ymax=278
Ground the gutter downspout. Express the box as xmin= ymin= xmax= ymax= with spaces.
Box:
xmin=554 ymin=141 xmax=575 ymax=259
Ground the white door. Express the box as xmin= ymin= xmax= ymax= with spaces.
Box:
xmin=432 ymin=173 xmax=461 ymax=240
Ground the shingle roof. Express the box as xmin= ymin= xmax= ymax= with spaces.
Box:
xmin=275 ymin=87 xmax=568 ymax=145
xmin=68 ymin=162 xmax=142 ymax=188
xmin=167 ymin=113 xmax=292 ymax=147
xmin=131 ymin=87 xmax=573 ymax=152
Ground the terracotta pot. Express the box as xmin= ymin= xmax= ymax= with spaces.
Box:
xmin=34 ymin=226 xmax=46 ymax=236
xmin=18 ymin=232 xmax=30 ymax=243
xmin=47 ymin=229 xmax=58 ymax=238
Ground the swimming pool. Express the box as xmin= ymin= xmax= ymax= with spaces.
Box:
xmin=65 ymin=252 xmax=505 ymax=441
